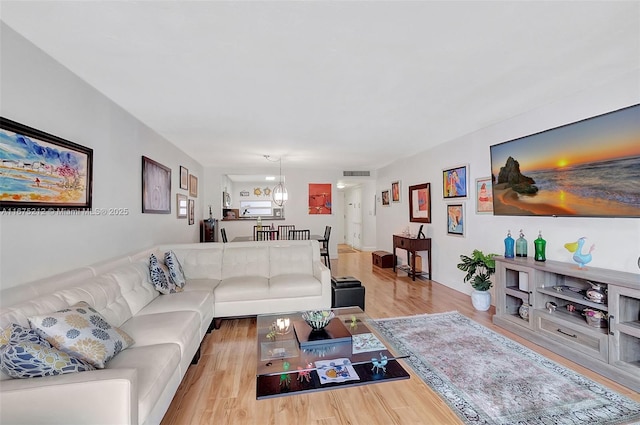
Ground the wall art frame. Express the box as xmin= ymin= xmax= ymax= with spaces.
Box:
xmin=475 ymin=177 xmax=494 ymax=214
xmin=142 ymin=156 xmax=171 ymax=214
xmin=381 ymin=189 xmax=390 ymax=206
xmin=447 ymin=203 xmax=465 ymax=236
xmin=179 ymin=166 xmax=189 ymax=190
xmin=408 ymin=183 xmax=431 ymax=223
xmin=189 ymin=174 xmax=198 ymax=198
xmin=176 ymin=194 xmax=188 ymax=219
xmin=0 ymin=117 xmax=93 ymax=211
xmin=391 ymin=180 xmax=401 ymax=203
xmin=443 ymin=164 xmax=468 ymax=199
xmin=188 ymin=199 xmax=195 ymax=225
xmin=308 ymin=183 xmax=332 ymax=214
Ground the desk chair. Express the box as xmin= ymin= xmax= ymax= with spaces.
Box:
xmin=320 ymin=225 xmax=331 ymax=270
xmin=278 ymin=225 xmax=296 ymax=240
xmin=220 ymin=228 xmax=228 ymax=243
xmin=256 ymin=229 xmax=279 ymax=241
xmin=288 ymin=229 xmax=310 ymax=240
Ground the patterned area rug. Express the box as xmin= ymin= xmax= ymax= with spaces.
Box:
xmin=374 ymin=312 xmax=640 ymax=425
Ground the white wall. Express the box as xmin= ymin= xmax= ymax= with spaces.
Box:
xmin=376 ymin=71 xmax=640 ymax=299
xmin=0 ymin=24 xmax=203 ymax=289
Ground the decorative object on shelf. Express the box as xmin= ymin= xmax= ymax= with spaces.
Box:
xmin=585 ymin=281 xmax=607 ymax=304
xmin=409 ymin=183 xmax=431 ymax=223
xmin=253 ymin=187 xmax=262 ymax=196
xmin=518 ymin=302 xmax=530 ymax=321
xmin=301 ymin=310 xmax=335 ymax=330
xmin=566 ymin=304 xmax=576 ymax=312
xmin=534 ymin=230 xmax=546 ymax=261
xmin=297 ymin=364 xmax=312 ymax=383
xmin=516 ymin=229 xmax=528 ymax=257
xmin=371 ymin=353 xmax=388 ymax=374
xmin=504 ymin=230 xmax=515 ymax=258
xmin=279 ymin=361 xmax=291 ymax=389
xmin=274 ymin=317 xmax=291 ymax=335
xmin=240 ymin=191 xmax=250 ymax=197
xmin=263 ymin=187 xmax=271 ymax=196
xmin=457 ymin=249 xmax=497 ymax=311
xmin=545 ymin=301 xmax=557 ymax=313
xmin=564 ymin=237 xmax=595 ymax=268
xmin=518 ymin=271 xmax=529 ymax=292
xmin=0 ymin=118 xmax=94 ymax=211
xmin=583 ymin=308 xmax=607 ymax=327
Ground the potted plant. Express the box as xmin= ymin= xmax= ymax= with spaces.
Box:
xmin=457 ymin=249 xmax=497 ymax=311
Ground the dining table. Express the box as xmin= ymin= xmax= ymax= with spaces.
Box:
xmin=231 ymin=234 xmax=325 ymax=242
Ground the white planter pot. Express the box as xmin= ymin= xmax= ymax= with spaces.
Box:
xmin=471 ymin=290 xmax=491 ymax=311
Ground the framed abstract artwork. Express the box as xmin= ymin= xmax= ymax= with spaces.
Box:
xmin=180 ymin=166 xmax=189 ymax=190
xmin=0 ymin=117 xmax=93 ymax=211
xmin=381 ymin=190 xmax=390 ymax=206
xmin=142 ymin=156 xmax=171 ymax=214
xmin=447 ymin=203 xmax=465 ymax=236
xmin=408 ymin=183 xmax=431 ymax=223
xmin=189 ymin=174 xmax=198 ymax=197
xmin=188 ymin=199 xmax=195 ymax=225
xmin=391 ymin=181 xmax=401 ymax=203
xmin=475 ymin=177 xmax=493 ymax=214
xmin=443 ymin=164 xmax=468 ymax=199
xmin=308 ymin=183 xmax=332 ymax=214
xmin=176 ymin=194 xmax=187 ymax=219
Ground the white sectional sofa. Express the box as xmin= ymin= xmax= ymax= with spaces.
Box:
xmin=0 ymin=240 xmax=331 ymax=425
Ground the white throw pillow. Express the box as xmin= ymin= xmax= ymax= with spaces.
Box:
xmin=149 ymin=253 xmax=181 ymax=294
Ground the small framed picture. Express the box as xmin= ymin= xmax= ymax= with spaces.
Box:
xmin=447 ymin=204 xmax=465 ymax=236
xmin=176 ymin=194 xmax=187 ymax=219
xmin=188 ymin=199 xmax=195 ymax=225
xmin=381 ymin=190 xmax=390 ymax=206
xmin=180 ymin=166 xmax=189 ymax=190
xmin=189 ymin=174 xmax=198 ymax=197
xmin=475 ymin=177 xmax=493 ymax=214
xmin=443 ymin=164 xmax=468 ymax=199
xmin=409 ymin=183 xmax=431 ymax=223
xmin=391 ymin=181 xmax=401 ymax=203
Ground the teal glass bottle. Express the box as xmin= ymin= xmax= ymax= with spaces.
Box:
xmin=534 ymin=230 xmax=546 ymax=262
xmin=516 ymin=229 xmax=528 ymax=257
xmin=504 ymin=230 xmax=515 ymax=258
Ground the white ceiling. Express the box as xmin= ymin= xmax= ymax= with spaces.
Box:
xmin=1 ymin=1 xmax=639 ymax=172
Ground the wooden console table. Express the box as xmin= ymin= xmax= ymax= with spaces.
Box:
xmin=392 ymin=235 xmax=431 ymax=281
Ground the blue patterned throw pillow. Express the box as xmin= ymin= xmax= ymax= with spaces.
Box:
xmin=0 ymin=323 xmax=95 ymax=378
xmin=149 ymin=253 xmax=181 ymax=294
xmin=164 ymin=250 xmax=186 ymax=288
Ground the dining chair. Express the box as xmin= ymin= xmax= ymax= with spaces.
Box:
xmin=256 ymin=229 xmax=279 ymax=241
xmin=320 ymin=225 xmax=331 ymax=269
xmin=288 ymin=229 xmax=310 ymax=240
xmin=220 ymin=228 xmax=228 ymax=243
xmin=278 ymin=225 xmax=296 ymax=240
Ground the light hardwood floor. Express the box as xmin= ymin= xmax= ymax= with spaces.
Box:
xmin=161 ymin=246 xmax=639 ymax=425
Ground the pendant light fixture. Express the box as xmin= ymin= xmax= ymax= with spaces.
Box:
xmin=272 ymin=156 xmax=288 ymax=207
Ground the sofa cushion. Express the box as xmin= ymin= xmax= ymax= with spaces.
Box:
xmin=0 ymin=323 xmax=95 ymax=378
xmin=222 ymin=246 xmax=270 ymax=279
xmin=214 ymin=276 xmax=269 ymax=302
xmin=28 ymin=302 xmax=135 ymax=369
xmin=269 ymin=245 xmax=313 ymax=276
xmin=135 ymin=291 xmax=214 ymax=338
xmin=164 ymin=251 xmax=186 ymax=288
xmin=183 ymin=278 xmax=221 ymax=293
xmin=108 ymin=262 xmax=158 ymax=317
xmin=170 ymin=247 xmax=224 ymax=280
xmin=149 ymin=254 xmax=181 ymax=295
xmin=268 ymin=274 xmax=323 ymax=298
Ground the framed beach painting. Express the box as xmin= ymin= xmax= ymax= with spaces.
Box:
xmin=443 ymin=165 xmax=468 ymax=199
xmin=475 ymin=177 xmax=493 ymax=214
xmin=409 ymin=183 xmax=431 ymax=223
xmin=391 ymin=181 xmax=401 ymax=203
xmin=490 ymin=104 xmax=640 ymax=217
xmin=142 ymin=156 xmax=171 ymax=214
xmin=381 ymin=190 xmax=390 ymax=206
xmin=0 ymin=117 xmax=93 ymax=211
xmin=447 ymin=204 xmax=465 ymax=236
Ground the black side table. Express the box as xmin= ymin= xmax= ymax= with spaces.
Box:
xmin=331 ymin=276 xmax=366 ymax=310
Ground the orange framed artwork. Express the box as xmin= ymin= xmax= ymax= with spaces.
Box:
xmin=308 ymin=183 xmax=331 ymax=214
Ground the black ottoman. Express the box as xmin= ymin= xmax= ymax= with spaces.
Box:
xmin=331 ymin=276 xmax=366 ymax=310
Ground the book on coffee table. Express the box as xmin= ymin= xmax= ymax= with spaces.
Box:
xmin=315 ymin=358 xmax=360 ymax=384
xmin=293 ymin=318 xmax=352 ymax=348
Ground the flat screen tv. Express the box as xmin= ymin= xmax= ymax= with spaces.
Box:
xmin=490 ymin=104 xmax=640 ymax=217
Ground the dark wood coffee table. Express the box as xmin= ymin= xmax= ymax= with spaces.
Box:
xmin=256 ymin=307 xmax=410 ymax=399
